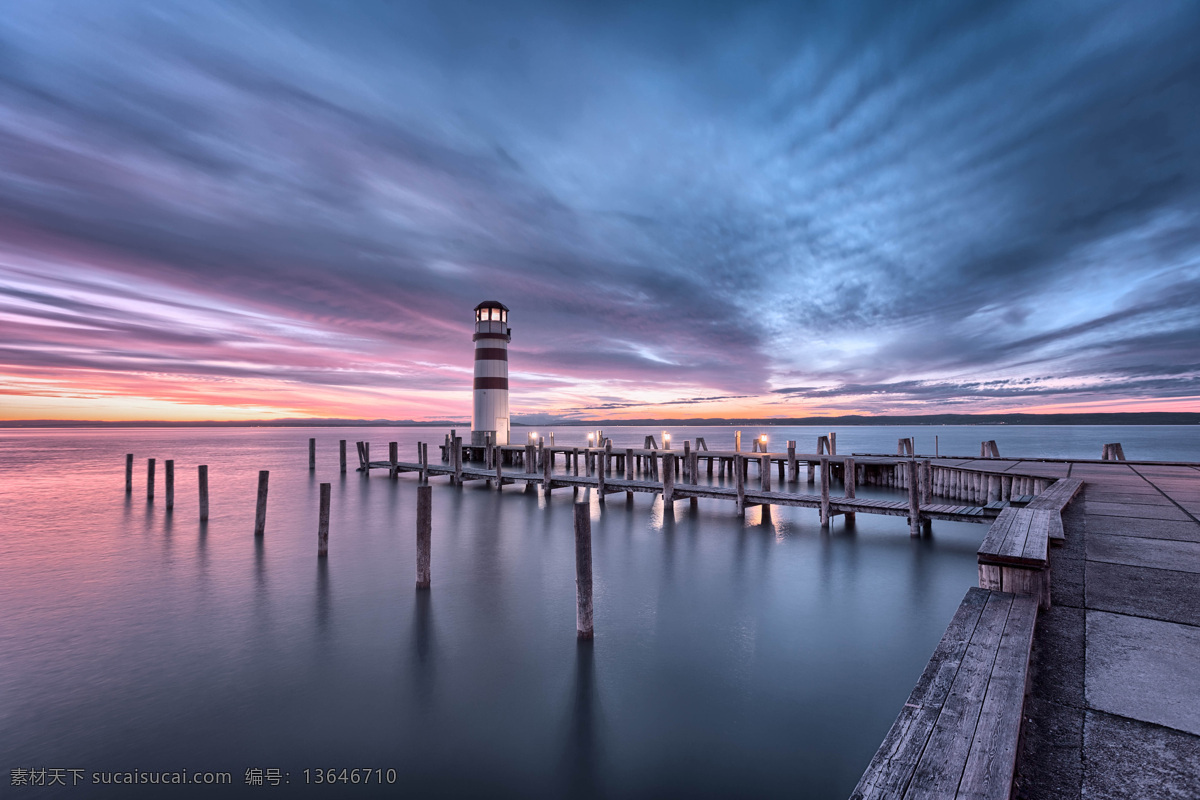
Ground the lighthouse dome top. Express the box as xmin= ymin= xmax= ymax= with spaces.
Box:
xmin=474 ymin=300 xmax=509 ymax=312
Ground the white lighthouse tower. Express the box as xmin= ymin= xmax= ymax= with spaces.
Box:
xmin=471 ymin=300 xmax=510 ymax=446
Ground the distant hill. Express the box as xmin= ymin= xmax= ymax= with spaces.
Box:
xmin=2 ymin=412 xmax=1198 ymax=427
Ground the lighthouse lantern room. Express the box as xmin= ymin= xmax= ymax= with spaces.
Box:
xmin=471 ymin=300 xmax=511 ymax=446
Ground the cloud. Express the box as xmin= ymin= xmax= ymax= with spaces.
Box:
xmin=0 ymin=0 xmax=1198 ymax=419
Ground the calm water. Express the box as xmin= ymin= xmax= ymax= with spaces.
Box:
xmin=1 ymin=425 xmax=1194 ymax=798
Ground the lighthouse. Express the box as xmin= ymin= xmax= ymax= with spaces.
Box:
xmin=471 ymin=300 xmax=511 ymax=446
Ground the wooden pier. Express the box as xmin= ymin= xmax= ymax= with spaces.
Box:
xmin=853 ymin=454 xmax=1200 ymax=800
xmin=344 ymin=436 xmax=1070 ymax=531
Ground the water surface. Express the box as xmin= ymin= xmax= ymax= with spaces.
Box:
xmin=5 ymin=424 xmax=1187 ymax=797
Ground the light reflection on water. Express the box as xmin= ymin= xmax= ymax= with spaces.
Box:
xmin=0 ymin=426 xmax=1058 ymax=798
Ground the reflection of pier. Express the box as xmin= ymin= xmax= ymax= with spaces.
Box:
xmin=348 ymin=435 xmax=1065 ymax=533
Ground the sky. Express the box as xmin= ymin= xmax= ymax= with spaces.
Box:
xmin=1 ymin=0 xmax=1199 ymax=422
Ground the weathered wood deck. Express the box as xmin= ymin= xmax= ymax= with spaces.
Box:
xmin=355 ymin=439 xmax=1067 ymax=529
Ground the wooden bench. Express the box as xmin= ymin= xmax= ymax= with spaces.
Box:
xmin=977 ymin=507 xmax=1052 ymax=608
xmin=1024 ymin=477 xmax=1082 ymax=544
xmin=977 ymin=477 xmax=1084 ymax=607
xmin=852 ymin=588 xmax=1038 ymax=800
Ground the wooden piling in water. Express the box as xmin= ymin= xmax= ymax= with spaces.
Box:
xmin=339 ymin=440 xmax=347 ymax=474
xmin=125 ymin=453 xmax=133 ymax=493
xmin=416 ymin=484 xmax=431 ymax=589
xmin=198 ymin=465 xmax=209 ymax=521
xmin=389 ymin=442 xmax=399 ymax=478
xmin=363 ymin=442 xmax=371 ymax=475
xmin=544 ymin=444 xmax=554 ymax=497
xmin=309 ymin=438 xmax=316 ymax=471
xmin=844 ymin=457 xmax=856 ymax=524
xmin=735 ymin=455 xmax=746 ymax=513
xmin=574 ymin=499 xmax=594 ymax=640
xmin=453 ymin=437 xmax=463 ymax=485
xmin=165 ymin=460 xmax=174 ymax=510
xmin=147 ymin=458 xmax=156 ymax=501
xmin=760 ymin=454 xmax=771 ymax=492
xmin=254 ymin=470 xmax=269 ymax=536
xmin=662 ymin=453 xmax=675 ymax=509
xmin=921 ymin=460 xmax=933 ymax=505
xmin=819 ymin=457 xmax=830 ymax=526
xmin=907 ymin=460 xmax=920 ymax=537
xmin=317 ymin=482 xmax=331 ymax=557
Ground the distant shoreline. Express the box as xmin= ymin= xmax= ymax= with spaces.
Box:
xmin=2 ymin=412 xmax=1197 ymax=428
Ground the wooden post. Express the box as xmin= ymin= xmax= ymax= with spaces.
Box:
xmin=317 ymin=482 xmax=331 ymax=557
xmin=495 ymin=445 xmax=503 ymax=491
xmin=339 ymin=440 xmax=347 ymax=474
xmin=843 ymin=457 xmax=856 ymax=524
xmin=807 ymin=460 xmax=815 ymax=483
xmin=597 ymin=447 xmax=606 ymax=502
xmin=574 ymin=500 xmax=593 ymax=640
xmin=935 ymin=435 xmax=939 ymax=457
xmin=165 ymin=460 xmax=174 ymax=511
xmin=389 ymin=442 xmax=399 ymax=478
xmin=416 ymin=484 xmax=431 ymax=589
xmin=309 ymin=437 xmax=316 ymax=470
xmin=198 ymin=465 xmax=209 ymax=521
xmin=819 ymin=457 xmax=830 ymax=526
xmin=908 ymin=460 xmax=920 ymax=536
xmin=147 ymin=458 xmax=155 ymax=501
xmin=921 ymin=460 xmax=933 ymax=505
xmin=683 ymin=441 xmax=691 ymax=481
xmin=453 ymin=436 xmax=463 ymax=485
xmin=572 ymin=447 xmax=579 ymax=476
xmin=735 ymin=455 xmax=745 ymax=514
xmin=364 ymin=442 xmax=371 ymax=475
xmin=663 ymin=453 xmax=675 ymax=507
xmin=829 ymin=432 xmax=837 ymax=455
xmin=787 ymin=442 xmax=796 ymax=482
xmin=987 ymin=473 xmax=1001 ymax=503
xmin=254 ymin=470 xmax=269 ymax=536
xmin=734 ymin=431 xmax=741 ymax=452
xmin=760 ymin=454 xmax=771 ymax=492
xmin=543 ymin=442 xmax=553 ymax=497
xmin=125 ymin=454 xmax=133 ymax=493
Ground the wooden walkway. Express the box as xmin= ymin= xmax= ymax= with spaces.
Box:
xmin=854 ymin=456 xmax=1200 ymax=800
xmin=350 ymin=438 xmax=1069 ymax=531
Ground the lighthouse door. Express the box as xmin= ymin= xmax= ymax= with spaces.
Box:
xmin=497 ymin=417 xmax=509 ymax=445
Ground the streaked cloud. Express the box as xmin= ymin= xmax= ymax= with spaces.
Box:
xmin=0 ymin=0 xmax=1198 ymax=420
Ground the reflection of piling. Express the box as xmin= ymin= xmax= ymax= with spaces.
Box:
xmin=416 ymin=484 xmax=432 ymax=588
xmin=574 ymin=500 xmax=593 ymax=640
xmin=339 ymin=440 xmax=346 ymax=474
xmin=254 ymin=470 xmax=269 ymax=536
xmin=309 ymin=438 xmax=316 ymax=471
xmin=147 ymin=458 xmax=156 ymax=501
xmin=317 ymin=482 xmax=330 ymax=557
xmin=125 ymin=454 xmax=133 ymax=493
xmin=165 ymin=460 xmax=174 ymax=510
xmin=198 ymin=465 xmax=209 ymax=521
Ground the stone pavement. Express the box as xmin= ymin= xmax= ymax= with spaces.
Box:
xmin=1013 ymin=461 xmax=1200 ymax=799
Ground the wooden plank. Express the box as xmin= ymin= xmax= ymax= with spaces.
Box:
xmin=1019 ymin=510 xmax=1051 ymax=564
xmin=851 ymin=588 xmax=991 ymax=800
xmin=956 ymin=595 xmax=1037 ymax=800
xmin=905 ymin=592 xmax=1014 ymax=799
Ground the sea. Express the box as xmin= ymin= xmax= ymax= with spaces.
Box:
xmin=1 ymin=424 xmax=1196 ymax=798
